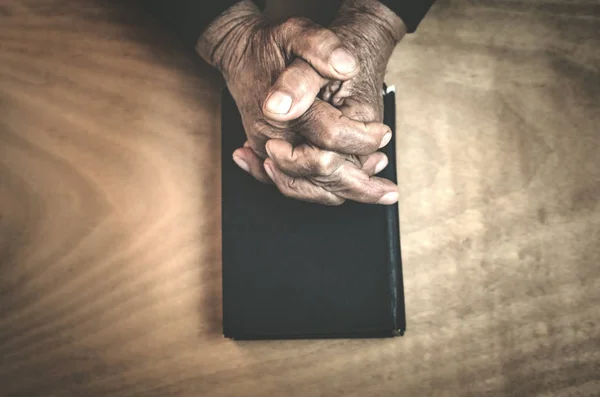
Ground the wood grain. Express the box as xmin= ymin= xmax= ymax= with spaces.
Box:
xmin=1 ymin=1 xmax=599 ymax=396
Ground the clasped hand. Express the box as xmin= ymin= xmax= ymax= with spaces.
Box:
xmin=198 ymin=0 xmax=406 ymax=205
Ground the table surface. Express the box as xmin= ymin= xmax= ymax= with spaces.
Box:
xmin=1 ymin=1 xmax=599 ymax=396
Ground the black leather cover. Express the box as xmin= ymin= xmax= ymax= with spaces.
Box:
xmin=221 ymin=88 xmax=405 ymax=339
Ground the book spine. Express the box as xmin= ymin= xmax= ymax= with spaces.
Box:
xmin=382 ymin=87 xmax=406 ymax=335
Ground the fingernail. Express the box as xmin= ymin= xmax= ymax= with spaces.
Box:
xmin=264 ymin=163 xmax=275 ymax=181
xmin=375 ymin=157 xmax=388 ymax=174
xmin=232 ymin=156 xmax=249 ymax=173
xmin=330 ymin=48 xmax=358 ymax=74
xmin=378 ymin=191 xmax=399 ymax=205
xmin=379 ymin=132 xmax=392 ymax=148
xmin=266 ymin=91 xmax=292 ymax=114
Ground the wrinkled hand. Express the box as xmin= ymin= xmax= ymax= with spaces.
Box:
xmin=197 ymin=0 xmax=399 ymax=205
xmin=325 ymin=0 xmax=407 ymax=123
xmin=262 ymin=0 xmax=407 ymax=205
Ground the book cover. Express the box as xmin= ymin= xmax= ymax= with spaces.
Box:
xmin=221 ymin=87 xmax=405 ymax=339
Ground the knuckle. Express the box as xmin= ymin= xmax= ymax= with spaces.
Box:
xmin=314 ymin=152 xmax=337 ymax=175
xmin=312 ymin=169 xmax=342 ymax=188
xmin=319 ymin=134 xmax=335 ymax=150
xmin=285 ymin=176 xmax=298 ymax=191
xmin=317 ymin=125 xmax=338 ymax=149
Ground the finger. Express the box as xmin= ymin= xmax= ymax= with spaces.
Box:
xmin=266 ymin=139 xmax=397 ymax=204
xmin=263 ymin=59 xmax=327 ymax=121
xmin=232 ymin=146 xmax=272 ymax=184
xmin=314 ymin=164 xmax=399 ymax=205
xmin=265 ymin=139 xmax=348 ymax=177
xmin=277 ymin=17 xmax=359 ymax=80
xmin=263 ymin=159 xmax=345 ymax=206
xmin=321 ymin=80 xmax=342 ymax=103
xmin=337 ymin=97 xmax=383 ymax=123
xmin=359 ymin=152 xmax=389 ymax=175
xmin=298 ymin=99 xmax=393 ymax=155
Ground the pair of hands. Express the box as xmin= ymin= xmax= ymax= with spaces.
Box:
xmin=198 ymin=0 xmax=406 ymax=205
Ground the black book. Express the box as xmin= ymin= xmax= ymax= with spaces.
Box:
xmin=221 ymin=87 xmax=405 ymax=339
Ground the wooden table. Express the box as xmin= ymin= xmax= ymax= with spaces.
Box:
xmin=1 ymin=1 xmax=599 ymax=396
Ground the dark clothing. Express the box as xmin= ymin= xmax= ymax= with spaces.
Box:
xmin=144 ymin=0 xmax=434 ymax=50
xmin=144 ymin=1 xmax=240 ymax=49
xmin=380 ymin=0 xmax=435 ymax=33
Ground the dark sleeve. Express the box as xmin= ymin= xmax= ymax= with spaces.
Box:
xmin=379 ymin=0 xmax=435 ymax=33
xmin=143 ymin=0 xmax=240 ymax=49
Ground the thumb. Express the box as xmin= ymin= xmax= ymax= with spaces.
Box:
xmin=263 ymin=58 xmax=326 ymax=121
xmin=276 ymin=17 xmax=359 ymax=81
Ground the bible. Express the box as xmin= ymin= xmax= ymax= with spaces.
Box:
xmin=221 ymin=87 xmax=405 ymax=339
